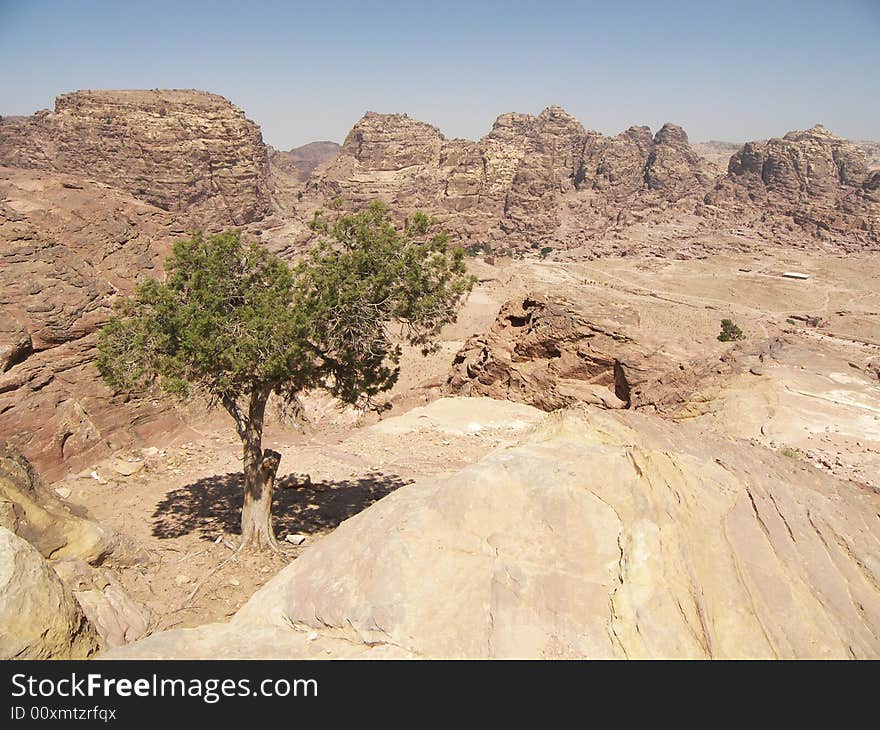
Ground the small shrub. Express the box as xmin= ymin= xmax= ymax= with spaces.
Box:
xmin=718 ymin=319 xmax=745 ymax=342
xmin=540 ymin=246 xmax=554 ymax=259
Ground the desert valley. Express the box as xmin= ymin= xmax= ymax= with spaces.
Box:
xmin=1 ymin=88 xmax=879 ymax=660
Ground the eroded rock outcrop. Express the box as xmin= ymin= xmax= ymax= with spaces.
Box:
xmin=0 ymin=527 xmax=100 ymax=659
xmin=707 ymin=125 xmax=880 ymax=247
xmin=306 ymin=111 xmax=879 ymax=254
xmin=0 ymin=167 xmax=185 ymax=478
xmin=106 ymin=402 xmax=880 ymax=659
xmin=0 ymin=441 xmax=139 ymax=564
xmin=269 ymin=141 xmax=341 ymax=183
xmin=444 ymin=295 xmax=728 ymax=412
xmin=309 ymin=107 xmax=715 ymax=250
xmin=54 ymin=559 xmax=151 ymax=648
xmin=0 ymin=89 xmax=271 ymax=229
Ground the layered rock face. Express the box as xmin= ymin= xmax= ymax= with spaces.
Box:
xmin=0 ymin=167 xmax=185 ymax=478
xmin=0 ymin=90 xmax=271 ymax=229
xmin=707 ymin=125 xmax=880 ymax=247
xmin=108 ymin=403 xmax=880 ymax=659
xmin=309 ymin=110 xmax=879 ymax=252
xmin=310 ymin=107 xmax=715 ymax=249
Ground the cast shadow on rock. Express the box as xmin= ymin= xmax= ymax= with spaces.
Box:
xmin=151 ymin=470 xmax=411 ymax=541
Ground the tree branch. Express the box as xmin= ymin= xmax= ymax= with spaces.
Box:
xmin=221 ymin=393 xmax=248 ymax=440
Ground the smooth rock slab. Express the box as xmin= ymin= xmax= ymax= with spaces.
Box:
xmin=108 ymin=404 xmax=880 ymax=659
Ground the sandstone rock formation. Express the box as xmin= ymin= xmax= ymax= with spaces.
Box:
xmin=444 ymin=294 xmax=728 ymax=412
xmin=0 ymin=527 xmax=100 ymax=659
xmin=309 ymin=107 xmax=715 ymax=250
xmin=107 ymin=402 xmax=880 ymax=659
xmin=691 ymin=140 xmax=743 ymax=172
xmin=0 ymin=440 xmax=138 ymax=564
xmin=54 ymin=560 xmax=151 ymax=648
xmin=0 ymin=166 xmax=185 ymax=478
xmin=707 ymin=125 xmax=880 ymax=248
xmin=855 ymin=141 xmax=880 ymax=171
xmin=304 ymin=110 xmax=879 ymax=255
xmin=0 ymin=89 xmax=271 ymax=229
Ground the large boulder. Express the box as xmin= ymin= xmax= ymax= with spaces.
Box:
xmin=107 ymin=403 xmax=880 ymax=659
xmin=0 ymin=441 xmax=139 ymax=565
xmin=0 ymin=527 xmax=100 ymax=659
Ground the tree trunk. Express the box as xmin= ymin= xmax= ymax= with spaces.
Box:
xmin=239 ymin=385 xmax=282 ymax=551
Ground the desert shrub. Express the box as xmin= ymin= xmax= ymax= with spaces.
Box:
xmin=718 ymin=319 xmax=745 ymax=342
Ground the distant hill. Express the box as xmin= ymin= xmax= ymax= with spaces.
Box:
xmin=269 ymin=141 xmax=342 ymax=182
xmin=691 ymin=140 xmax=743 ymax=171
xmin=856 ymin=141 xmax=880 ymax=170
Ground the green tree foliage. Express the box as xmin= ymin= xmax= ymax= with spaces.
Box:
xmin=97 ymin=202 xmax=475 ymax=549
xmin=717 ymin=318 xmax=745 ymax=342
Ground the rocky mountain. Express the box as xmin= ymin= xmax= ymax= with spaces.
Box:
xmin=706 ymin=124 xmax=880 ymax=247
xmin=0 ymin=90 xmax=271 ymax=230
xmin=308 ymin=106 xmax=716 ymax=250
xmin=307 ymin=108 xmax=878 ymax=253
xmin=269 ymin=141 xmax=341 ymax=182
xmin=695 ymin=138 xmax=880 ymax=174
xmin=0 ymin=166 xmax=187 ymax=479
xmin=691 ymin=140 xmax=742 ymax=172
xmin=108 ymin=401 xmax=880 ymax=659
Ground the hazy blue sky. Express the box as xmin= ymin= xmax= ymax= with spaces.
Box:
xmin=1 ymin=0 xmax=878 ymax=149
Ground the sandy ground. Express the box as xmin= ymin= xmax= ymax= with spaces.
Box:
xmin=52 ymin=247 xmax=880 ymax=637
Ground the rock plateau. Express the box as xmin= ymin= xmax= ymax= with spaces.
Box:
xmin=0 ymin=90 xmax=271 ymax=229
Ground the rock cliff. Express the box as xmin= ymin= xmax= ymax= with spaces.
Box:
xmin=307 ymin=106 xmax=716 ymax=249
xmin=308 ymin=111 xmax=878 ymax=253
xmin=707 ymin=124 xmax=880 ymax=248
xmin=0 ymin=89 xmax=271 ymax=229
xmin=0 ymin=166 xmax=186 ymax=478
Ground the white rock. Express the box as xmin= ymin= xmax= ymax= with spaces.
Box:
xmin=110 ymin=458 xmax=144 ymax=477
xmin=285 ymin=534 xmax=306 ymax=546
xmin=54 ymin=486 xmax=72 ymax=499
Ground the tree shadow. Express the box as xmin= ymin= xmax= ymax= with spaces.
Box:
xmin=151 ymin=470 xmax=412 ymax=541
